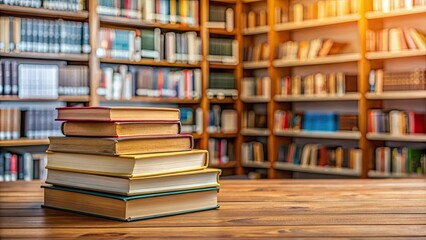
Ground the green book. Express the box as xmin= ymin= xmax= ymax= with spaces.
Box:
xmin=42 ymin=185 xmax=219 ymax=221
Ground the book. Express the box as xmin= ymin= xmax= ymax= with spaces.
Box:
xmin=43 ymin=185 xmax=219 ymax=221
xmin=46 ymin=168 xmax=221 ymax=196
xmin=48 ymin=134 xmax=193 ymax=155
xmin=56 ymin=106 xmax=180 ymax=122
xmin=61 ymin=121 xmax=181 ymax=137
xmin=46 ymin=149 xmax=208 ymax=177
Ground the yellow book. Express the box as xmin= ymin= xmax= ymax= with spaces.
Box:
xmin=46 ymin=149 xmax=209 ymax=178
xmin=170 ymin=0 xmax=177 ymax=24
xmin=46 ymin=168 xmax=221 ymax=196
xmin=180 ymin=0 xmax=188 ymax=25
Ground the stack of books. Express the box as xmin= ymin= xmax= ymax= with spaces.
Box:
xmin=42 ymin=106 xmax=220 ymax=221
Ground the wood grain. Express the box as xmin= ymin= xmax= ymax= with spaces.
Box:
xmin=1 ymin=179 xmax=426 ymax=239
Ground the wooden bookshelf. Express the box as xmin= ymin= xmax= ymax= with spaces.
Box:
xmin=242 ymin=26 xmax=270 ymax=35
xmin=365 ymin=91 xmax=426 ymax=100
xmin=273 ymin=53 xmax=361 ymax=67
xmin=209 ymin=97 xmax=237 ymax=104
xmin=208 ymin=132 xmax=238 ymax=138
xmin=240 ymin=96 xmax=270 ymax=103
xmin=99 ymin=96 xmax=201 ymax=104
xmin=208 ymin=63 xmax=238 ymax=69
xmin=275 ymin=14 xmax=360 ymax=31
xmin=209 ymin=161 xmax=237 ymax=168
xmin=240 ymin=128 xmax=270 ymax=136
xmin=0 ymin=4 xmax=89 ymax=20
xmin=365 ymin=6 xmax=426 ymax=19
xmin=274 ymin=162 xmax=361 ymax=177
xmin=241 ymin=161 xmax=271 ymax=169
xmin=366 ymin=133 xmax=426 ymax=142
xmin=100 ymin=58 xmax=201 ymax=68
xmin=365 ymin=50 xmax=426 ymax=60
xmin=0 ymin=139 xmax=49 ymax=147
xmin=242 ymin=61 xmax=269 ymax=69
xmin=0 ymin=96 xmax=90 ymax=102
xmin=274 ymin=130 xmax=362 ymax=140
xmin=0 ymin=52 xmax=89 ymax=61
xmin=274 ymin=93 xmax=361 ymax=102
xmin=208 ymin=28 xmax=237 ymax=35
xmin=368 ymin=171 xmax=423 ymax=178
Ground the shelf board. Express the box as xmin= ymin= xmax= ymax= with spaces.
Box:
xmin=208 ymin=63 xmax=237 ymax=69
xmin=100 ymin=15 xmax=200 ymax=31
xmin=366 ymin=133 xmax=426 ymax=142
xmin=192 ymin=133 xmax=203 ymax=139
xmin=368 ymin=170 xmax=424 ymax=178
xmin=365 ymin=91 xmax=426 ymax=100
xmin=0 ymin=4 xmax=88 ymax=20
xmin=274 ymin=130 xmax=361 ymax=140
xmin=241 ymin=161 xmax=270 ymax=169
xmin=209 ymin=98 xmax=237 ymax=104
xmin=208 ymin=132 xmax=238 ymax=138
xmin=365 ymin=6 xmax=426 ymax=19
xmin=274 ymin=93 xmax=360 ymax=102
xmin=209 ymin=161 xmax=237 ymax=169
xmin=273 ymin=53 xmax=361 ymax=67
xmin=100 ymin=58 xmax=201 ymax=68
xmin=274 ymin=162 xmax=361 ymax=177
xmin=0 ymin=52 xmax=89 ymax=61
xmin=240 ymin=128 xmax=270 ymax=137
xmin=0 ymin=138 xmax=49 ymax=147
xmin=242 ymin=26 xmax=270 ymax=35
xmin=0 ymin=96 xmax=90 ymax=102
xmin=275 ymin=14 xmax=360 ymax=31
xmin=208 ymin=28 xmax=236 ymax=35
xmin=240 ymin=96 xmax=270 ymax=103
xmin=99 ymin=96 xmax=200 ymax=104
xmin=242 ymin=61 xmax=269 ymax=69
xmin=365 ymin=50 xmax=426 ymax=60
xmin=242 ymin=0 xmax=265 ymax=3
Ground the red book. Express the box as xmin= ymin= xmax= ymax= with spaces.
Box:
xmin=10 ymin=154 xmax=17 ymax=181
xmin=409 ymin=112 xmax=425 ymax=134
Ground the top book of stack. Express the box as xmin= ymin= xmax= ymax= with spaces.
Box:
xmin=56 ymin=107 xmax=180 ymax=122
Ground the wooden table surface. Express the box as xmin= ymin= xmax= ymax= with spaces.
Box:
xmin=1 ymin=179 xmax=426 ymax=239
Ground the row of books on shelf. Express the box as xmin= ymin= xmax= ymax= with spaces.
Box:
xmin=371 ymin=0 xmax=426 ymax=13
xmin=98 ymin=28 xmax=201 ymax=63
xmin=374 ymin=146 xmax=425 ymax=175
xmin=208 ymin=138 xmax=235 ymax=166
xmin=0 ymin=108 xmax=62 ymax=140
xmin=366 ymin=28 xmax=426 ymax=52
xmin=206 ymin=5 xmax=234 ymax=32
xmin=1 ymin=59 xmax=89 ymax=98
xmin=207 ymin=38 xmax=238 ymax=64
xmin=243 ymin=43 xmax=269 ymax=62
xmin=0 ymin=150 xmax=47 ymax=182
xmin=98 ymin=65 xmax=201 ymax=100
xmin=1 ymin=0 xmax=85 ymax=11
xmin=180 ymin=107 xmax=203 ymax=134
xmin=0 ymin=17 xmax=90 ymax=54
xmin=276 ymin=39 xmax=347 ymax=61
xmin=369 ymin=69 xmax=426 ymax=93
xmin=368 ymin=109 xmax=425 ymax=134
xmin=242 ymin=140 xmax=267 ymax=163
xmin=241 ymin=77 xmax=270 ymax=98
xmin=274 ymin=111 xmax=358 ymax=132
xmin=278 ymin=143 xmax=362 ymax=172
xmin=242 ymin=106 xmax=267 ymax=129
xmin=207 ymin=106 xmax=237 ymax=134
xmin=242 ymin=9 xmax=267 ymax=30
xmin=284 ymin=0 xmax=359 ymax=24
xmin=97 ymin=0 xmax=199 ymax=26
xmin=279 ymin=72 xmax=357 ymax=96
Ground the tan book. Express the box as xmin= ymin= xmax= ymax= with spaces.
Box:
xmin=317 ymin=1 xmax=326 ymax=19
xmin=48 ymin=134 xmax=193 ymax=155
xmin=275 ymin=7 xmax=282 ymax=24
xmin=350 ymin=0 xmax=359 ymax=13
xmin=326 ymin=0 xmax=337 ymax=17
xmin=376 ymin=69 xmax=384 ymax=93
xmin=337 ymin=0 xmax=350 ymax=16
xmin=366 ymin=29 xmax=376 ymax=52
xmin=291 ymin=75 xmax=302 ymax=95
xmin=328 ymin=72 xmax=336 ymax=95
xmin=293 ymin=3 xmax=304 ymax=22
xmin=61 ymin=121 xmax=181 ymax=137
xmin=382 ymin=28 xmax=389 ymax=51
xmin=318 ymin=39 xmax=347 ymax=56
xmin=298 ymin=41 xmax=310 ymax=60
xmin=261 ymin=43 xmax=270 ymax=60
xmin=248 ymin=11 xmax=256 ymax=28
xmin=242 ymin=12 xmax=247 ymax=29
xmin=403 ymin=27 xmax=418 ymax=49
xmin=46 ymin=168 xmax=221 ymax=196
xmin=389 ymin=28 xmax=402 ymax=51
xmin=259 ymin=10 xmax=267 ymax=26
xmin=306 ymin=2 xmax=318 ymax=20
xmin=56 ymin=107 xmax=180 ymax=122
xmin=409 ymin=28 xmax=426 ymax=50
xmin=13 ymin=17 xmax=21 ymax=53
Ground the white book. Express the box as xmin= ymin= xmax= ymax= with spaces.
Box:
xmin=166 ymin=32 xmax=176 ymax=63
xmin=389 ymin=110 xmax=402 ymax=135
xmin=225 ymin=8 xmax=234 ymax=32
xmin=112 ymin=73 xmax=123 ymax=100
xmin=143 ymin=0 xmax=155 ymax=22
xmin=221 ymin=110 xmax=237 ymax=133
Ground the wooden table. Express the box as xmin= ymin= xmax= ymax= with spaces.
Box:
xmin=1 ymin=179 xmax=426 ymax=239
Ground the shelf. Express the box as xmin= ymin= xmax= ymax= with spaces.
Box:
xmin=274 ymin=130 xmax=361 ymax=140
xmin=240 ymin=128 xmax=270 ymax=137
xmin=242 ymin=26 xmax=270 ymax=35
xmin=0 ymin=4 xmax=89 ymax=20
xmin=192 ymin=133 xmax=203 ymax=139
xmin=274 ymin=162 xmax=361 ymax=177
xmin=208 ymin=28 xmax=236 ymax=36
xmin=100 ymin=58 xmax=201 ymax=68
xmin=0 ymin=138 xmax=49 ymax=147
xmin=0 ymin=52 xmax=89 ymax=61
xmin=365 ymin=6 xmax=426 ymax=19
xmin=273 ymin=53 xmax=361 ymax=67
xmin=365 ymin=91 xmax=426 ymax=100
xmin=242 ymin=0 xmax=264 ymax=3
xmin=208 ymin=132 xmax=238 ymax=138
xmin=368 ymin=171 xmax=424 ymax=178
xmin=0 ymin=96 xmax=90 ymax=102
xmin=365 ymin=50 xmax=426 ymax=60
xmin=274 ymin=93 xmax=360 ymax=102
xmin=209 ymin=63 xmax=237 ymax=69
xmin=242 ymin=61 xmax=269 ymax=69
xmin=366 ymin=133 xmax=426 ymax=142
xmin=275 ymin=14 xmax=360 ymax=31
xmin=209 ymin=98 xmax=237 ymax=104
xmin=240 ymin=96 xmax=270 ymax=103
xmin=209 ymin=161 xmax=237 ymax=169
xmin=99 ymin=15 xmax=200 ymax=32
xmin=99 ymin=96 xmax=200 ymax=104
xmin=241 ymin=160 xmax=270 ymax=169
